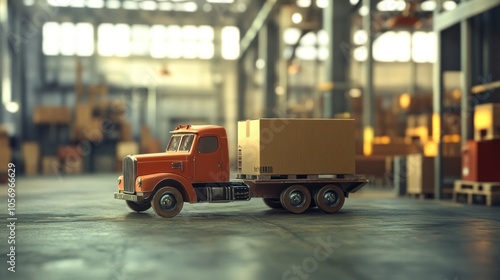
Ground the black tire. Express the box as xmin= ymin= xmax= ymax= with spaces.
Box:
xmin=314 ymin=185 xmax=345 ymax=214
xmin=126 ymin=200 xmax=152 ymax=212
xmin=280 ymin=185 xmax=311 ymax=214
xmin=152 ymin=187 xmax=184 ymax=218
xmin=263 ymin=198 xmax=283 ymax=209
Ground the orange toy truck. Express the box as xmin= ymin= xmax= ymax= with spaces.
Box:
xmin=114 ymin=119 xmax=368 ymax=218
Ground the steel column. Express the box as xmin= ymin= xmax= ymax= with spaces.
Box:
xmin=259 ymin=19 xmax=278 ymax=118
xmin=323 ymin=0 xmax=351 ymax=117
xmin=461 ymin=19 xmax=472 ymax=145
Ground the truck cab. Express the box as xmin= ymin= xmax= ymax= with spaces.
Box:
xmin=114 ymin=125 xmax=250 ymax=218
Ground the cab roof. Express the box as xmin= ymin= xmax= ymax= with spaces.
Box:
xmin=171 ymin=124 xmax=226 ymax=135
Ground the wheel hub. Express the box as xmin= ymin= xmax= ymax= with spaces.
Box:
xmin=289 ymin=191 xmax=305 ymax=207
xmin=323 ymin=191 xmax=338 ymax=206
xmin=159 ymin=193 xmax=176 ymax=211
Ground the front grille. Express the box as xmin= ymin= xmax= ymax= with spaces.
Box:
xmin=123 ymin=155 xmax=137 ymax=194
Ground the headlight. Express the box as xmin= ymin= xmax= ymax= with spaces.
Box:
xmin=117 ymin=177 xmax=121 ymax=184
xmin=137 ymin=178 xmax=143 ymax=187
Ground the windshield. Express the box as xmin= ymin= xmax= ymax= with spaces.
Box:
xmin=167 ymin=134 xmax=194 ymax=152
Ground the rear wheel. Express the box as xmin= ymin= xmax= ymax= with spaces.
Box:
xmin=314 ymin=185 xmax=345 ymax=213
xmin=126 ymin=200 xmax=151 ymax=212
xmin=263 ymin=198 xmax=283 ymax=209
xmin=152 ymin=187 xmax=184 ymax=218
xmin=280 ymin=185 xmax=311 ymax=214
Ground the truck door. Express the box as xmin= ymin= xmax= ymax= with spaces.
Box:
xmin=194 ymin=135 xmax=223 ymax=182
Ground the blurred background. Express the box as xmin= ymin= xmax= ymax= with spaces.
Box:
xmin=0 ymin=0 xmax=499 ymax=196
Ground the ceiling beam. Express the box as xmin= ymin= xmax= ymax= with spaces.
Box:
xmin=239 ymin=0 xmax=278 ymax=56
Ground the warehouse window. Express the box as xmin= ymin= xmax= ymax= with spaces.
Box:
xmin=98 ymin=24 xmax=130 ymax=57
xmin=43 ymin=22 xmax=59 ymax=56
xmin=282 ymin=28 xmax=329 ymax=61
xmin=353 ymin=31 xmax=436 ymax=63
xmin=150 ymin=25 xmax=213 ymax=59
xmin=131 ymin=25 xmax=150 ymax=56
xmin=221 ymin=26 xmax=240 ymax=60
xmin=42 ymin=22 xmax=94 ymax=56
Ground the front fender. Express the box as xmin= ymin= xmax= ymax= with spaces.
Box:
xmin=137 ymin=173 xmax=197 ymax=203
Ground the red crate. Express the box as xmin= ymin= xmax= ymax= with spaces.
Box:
xmin=462 ymin=139 xmax=500 ymax=181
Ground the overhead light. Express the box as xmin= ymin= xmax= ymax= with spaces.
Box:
xmin=140 ymin=1 xmax=157 ymax=11
xmin=443 ymin=1 xmax=457 ymax=11
xmin=70 ymin=0 xmax=85 ymax=8
xmin=123 ymin=1 xmax=139 ymax=10
xmin=359 ymin=6 xmax=369 ymax=16
xmin=291 ymin=12 xmax=303 ymax=24
xmin=350 ymin=0 xmax=360 ymax=5
xmin=207 ymin=0 xmax=234 ymax=3
xmin=159 ymin=2 xmax=173 ymax=11
xmin=353 ymin=46 xmax=367 ymax=61
xmin=297 ymin=0 xmax=311 ymax=8
xmin=106 ymin=0 xmax=120 ymax=9
xmin=86 ymin=0 xmax=104 ymax=9
xmin=420 ymin=1 xmax=436 ymax=11
xmin=283 ymin=28 xmax=301 ymax=45
xmin=275 ymin=86 xmax=285 ymax=96
xmin=23 ymin=0 xmax=35 ymax=6
xmin=5 ymin=102 xmax=19 ymax=113
xmin=377 ymin=0 xmax=406 ymax=12
xmin=353 ymin=30 xmax=367 ymax=45
xmin=255 ymin=59 xmax=266 ymax=70
xmin=349 ymin=88 xmax=362 ymax=98
xmin=316 ymin=0 xmax=328 ymax=8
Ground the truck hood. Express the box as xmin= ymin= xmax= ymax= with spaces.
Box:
xmin=131 ymin=153 xmax=189 ymax=176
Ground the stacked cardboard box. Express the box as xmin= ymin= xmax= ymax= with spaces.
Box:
xmin=22 ymin=142 xmax=40 ymax=175
xmin=0 ymin=127 xmax=11 ymax=173
xmin=474 ymin=103 xmax=500 ymax=141
xmin=116 ymin=141 xmax=139 ymax=171
xmin=407 ymin=154 xmax=461 ymax=195
xmin=33 ymin=106 xmax=71 ymax=125
xmin=73 ymin=104 xmax=103 ymax=141
xmin=461 ymin=103 xmax=500 ymax=181
xmin=58 ymin=146 xmax=84 ymax=174
xmin=42 ymin=156 xmax=60 ymax=175
xmin=454 ymin=103 xmax=500 ymax=206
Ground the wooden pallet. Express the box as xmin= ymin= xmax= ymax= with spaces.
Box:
xmin=406 ymin=188 xmax=453 ymax=200
xmin=453 ymin=180 xmax=500 ymax=206
xmin=237 ymin=174 xmax=321 ymax=180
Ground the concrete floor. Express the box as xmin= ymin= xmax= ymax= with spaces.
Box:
xmin=1 ymin=174 xmax=499 ymax=280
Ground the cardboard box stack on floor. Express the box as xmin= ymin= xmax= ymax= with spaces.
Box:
xmin=22 ymin=142 xmax=40 ymax=175
xmin=454 ymin=103 xmax=500 ymax=206
xmin=0 ymin=126 xmax=11 ymax=174
xmin=407 ymin=154 xmax=461 ymax=196
xmin=58 ymin=146 xmax=84 ymax=174
xmin=33 ymin=106 xmax=71 ymax=125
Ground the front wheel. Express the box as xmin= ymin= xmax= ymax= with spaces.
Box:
xmin=152 ymin=187 xmax=184 ymax=218
xmin=280 ymin=185 xmax=311 ymax=214
xmin=126 ymin=200 xmax=151 ymax=212
xmin=314 ymin=185 xmax=345 ymax=214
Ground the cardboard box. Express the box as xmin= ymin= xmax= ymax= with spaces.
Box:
xmin=33 ymin=106 xmax=71 ymax=124
xmin=117 ymin=141 xmax=139 ymax=160
xmin=0 ymin=145 xmax=12 ymax=172
xmin=407 ymin=154 xmax=461 ymax=194
xmin=355 ymin=156 xmax=391 ymax=177
xmin=22 ymin=142 xmax=40 ymax=175
xmin=237 ymin=119 xmax=355 ymax=175
xmin=74 ymin=118 xmax=103 ymax=141
xmin=42 ymin=157 xmax=60 ymax=175
xmin=474 ymin=103 xmax=500 ymax=140
xmin=371 ymin=143 xmax=419 ymax=156
xmin=462 ymin=139 xmax=500 ymax=182
xmin=63 ymin=158 xmax=83 ymax=174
